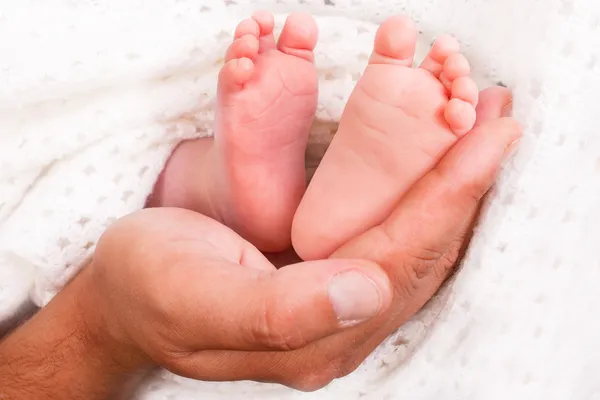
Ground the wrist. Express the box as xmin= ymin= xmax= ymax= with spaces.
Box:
xmin=74 ymin=263 xmax=152 ymax=373
xmin=0 ymin=264 xmax=151 ymax=399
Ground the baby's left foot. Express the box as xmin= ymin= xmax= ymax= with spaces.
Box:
xmin=211 ymin=12 xmax=318 ymax=252
xmin=293 ymin=16 xmax=479 ymax=260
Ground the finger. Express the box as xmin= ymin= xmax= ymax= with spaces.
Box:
xmin=334 ymin=117 xmax=521 ymax=297
xmin=475 ymin=86 xmax=513 ymax=126
xmin=180 ymin=92 xmax=523 ymax=389
xmin=180 ymin=111 xmax=523 ymax=387
xmin=165 ymin=257 xmax=393 ymax=353
xmin=158 ymin=316 xmax=386 ymax=392
xmin=97 ymin=209 xmax=390 ymax=367
xmin=335 ymin=112 xmax=522 ymax=368
xmin=259 ymin=116 xmax=521 ymax=386
xmin=289 ymin=93 xmax=522 ymax=377
xmin=161 ymin=348 xmax=335 ymax=392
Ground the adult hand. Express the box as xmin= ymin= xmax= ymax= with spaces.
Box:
xmin=0 ymin=207 xmax=396 ymax=399
xmin=0 ymin=87 xmax=519 ymax=398
xmin=84 ymin=207 xmax=399 ymax=381
xmin=187 ymin=87 xmax=521 ymax=389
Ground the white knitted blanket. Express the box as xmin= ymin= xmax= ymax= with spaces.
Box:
xmin=1 ymin=0 xmax=600 ymax=399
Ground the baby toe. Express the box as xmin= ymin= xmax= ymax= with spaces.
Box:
xmin=219 ymin=57 xmax=255 ymax=92
xmin=419 ymin=34 xmax=460 ymax=77
xmin=252 ymin=10 xmax=277 ymax=50
xmin=225 ymin=35 xmax=260 ymax=62
xmin=370 ymin=15 xmax=418 ymax=66
xmin=251 ymin=11 xmax=275 ymax=36
xmin=451 ymin=76 xmax=479 ymax=107
xmin=277 ymin=12 xmax=318 ymax=61
xmin=440 ymin=53 xmax=471 ymax=90
xmin=445 ymin=98 xmax=477 ymax=137
xmin=234 ymin=18 xmax=261 ymax=40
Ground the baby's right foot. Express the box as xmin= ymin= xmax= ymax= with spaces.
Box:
xmin=293 ymin=16 xmax=479 ymax=260
xmin=150 ymin=12 xmax=318 ymax=253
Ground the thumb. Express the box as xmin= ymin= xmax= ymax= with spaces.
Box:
xmin=174 ymin=257 xmax=393 ymax=352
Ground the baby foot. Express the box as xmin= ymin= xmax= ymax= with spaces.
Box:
xmin=211 ymin=12 xmax=318 ymax=252
xmin=292 ymin=15 xmax=478 ymax=260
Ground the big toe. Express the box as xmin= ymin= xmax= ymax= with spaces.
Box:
xmin=277 ymin=12 xmax=318 ymax=62
xmin=370 ymin=15 xmax=418 ymax=66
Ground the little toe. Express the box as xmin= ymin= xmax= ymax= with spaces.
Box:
xmin=440 ymin=53 xmax=471 ymax=90
xmin=277 ymin=12 xmax=318 ymax=62
xmin=445 ymin=98 xmax=477 ymax=137
xmin=225 ymin=35 xmax=260 ymax=63
xmin=451 ymin=76 xmax=479 ymax=107
xmin=235 ymin=18 xmax=260 ymax=40
xmin=219 ymin=57 xmax=255 ymax=92
xmin=370 ymin=15 xmax=418 ymax=66
xmin=252 ymin=10 xmax=276 ymax=50
xmin=419 ymin=34 xmax=460 ymax=78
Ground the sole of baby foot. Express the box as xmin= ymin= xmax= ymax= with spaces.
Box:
xmin=210 ymin=11 xmax=319 ymax=253
xmin=292 ymin=15 xmax=479 ymax=261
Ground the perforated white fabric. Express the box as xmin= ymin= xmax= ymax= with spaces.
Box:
xmin=1 ymin=0 xmax=600 ymax=399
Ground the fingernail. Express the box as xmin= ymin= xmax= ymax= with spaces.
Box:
xmin=501 ymin=101 xmax=513 ymax=117
xmin=504 ymin=139 xmax=520 ymax=160
xmin=328 ymin=271 xmax=382 ymax=326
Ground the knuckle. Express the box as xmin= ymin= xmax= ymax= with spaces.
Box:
xmin=378 ymin=212 xmax=458 ymax=279
xmin=286 ymin=350 xmax=366 ymax=391
xmin=252 ymin=299 xmax=308 ymax=351
xmin=289 ymin=367 xmax=337 ymax=392
xmin=432 ymin=241 xmax=463 ymax=281
xmin=375 ymin=223 xmax=404 ymax=254
xmin=369 ymin=225 xmax=432 ymax=301
xmin=371 ymin=221 xmax=463 ymax=310
xmin=336 ymin=355 xmax=364 ymax=379
xmin=378 ymin=221 xmax=443 ymax=267
xmin=391 ymin=265 xmax=422 ymax=302
xmin=405 ymin=245 xmax=445 ymax=271
xmin=393 ymin=246 xmax=461 ymax=307
xmin=440 ymin=244 xmax=461 ymax=270
xmin=436 ymin=164 xmax=488 ymax=207
xmin=461 ymin=179 xmax=488 ymax=205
